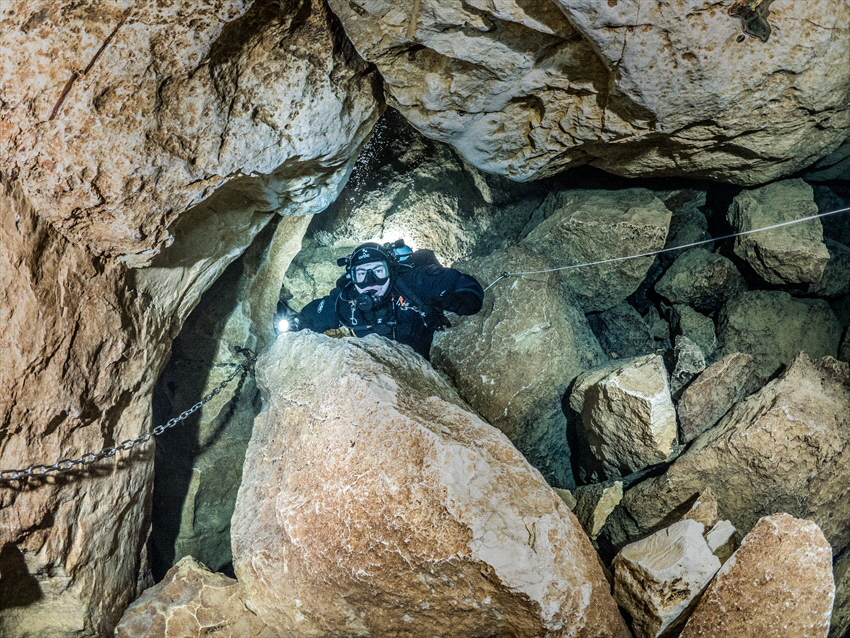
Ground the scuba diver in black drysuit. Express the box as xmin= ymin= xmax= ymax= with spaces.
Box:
xmin=281 ymin=241 xmax=483 ymax=360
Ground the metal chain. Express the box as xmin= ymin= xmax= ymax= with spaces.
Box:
xmin=0 ymin=348 xmax=257 ymax=484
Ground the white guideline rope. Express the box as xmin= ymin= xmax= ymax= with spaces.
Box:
xmin=483 ymin=205 xmax=850 ymax=292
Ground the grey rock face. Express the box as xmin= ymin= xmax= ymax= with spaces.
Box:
xmin=728 ymin=179 xmax=830 ymax=286
xmin=677 ymin=352 xmax=763 ymax=443
xmin=718 ymin=290 xmax=842 ymax=379
xmin=654 ymin=248 xmax=746 ymax=312
xmin=326 ymin=0 xmax=850 ymax=184
xmin=606 ymin=354 xmax=850 ymax=556
xmin=670 ymin=305 xmax=717 ymax=361
xmin=808 ymin=238 xmax=850 ymax=298
xmin=433 ymin=246 xmax=605 ymax=489
xmin=231 ymin=332 xmax=631 ymax=637
xmin=588 ymin=304 xmax=655 ymax=360
xmin=670 ymin=336 xmax=706 ymax=397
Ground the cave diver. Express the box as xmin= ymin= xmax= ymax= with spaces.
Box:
xmin=276 ymin=240 xmax=484 ymax=360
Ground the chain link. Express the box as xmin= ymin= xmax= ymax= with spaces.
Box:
xmin=0 ymin=348 xmax=257 ymax=484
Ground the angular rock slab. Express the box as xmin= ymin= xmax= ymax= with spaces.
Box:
xmin=677 ymin=352 xmax=763 ymax=443
xmin=614 ymin=519 xmax=721 ymax=638
xmin=581 ymin=355 xmax=677 ymax=478
xmin=433 ymin=245 xmax=605 ymax=489
xmin=606 ymin=354 xmax=850 ymax=554
xmin=232 ymin=332 xmax=630 ymax=638
xmin=680 ymin=514 xmax=834 ymax=638
xmin=115 ymin=556 xmax=274 ymax=638
xmin=718 ymin=290 xmax=842 ymax=379
xmin=728 ymin=179 xmax=829 ymax=285
xmin=526 ymin=188 xmax=671 ymax=313
xmin=654 ymin=248 xmax=746 ymax=313
xmin=326 ymin=0 xmax=850 ymax=184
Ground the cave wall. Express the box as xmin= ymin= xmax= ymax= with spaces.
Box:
xmin=0 ymin=0 xmax=381 ymax=635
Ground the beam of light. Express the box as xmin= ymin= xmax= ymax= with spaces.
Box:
xmin=277 ymin=318 xmax=290 ymax=333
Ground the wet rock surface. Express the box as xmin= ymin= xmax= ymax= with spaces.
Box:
xmin=231 ymin=332 xmax=630 ymax=637
xmin=605 ymin=354 xmax=850 ymax=555
xmin=1 ymin=0 xmax=382 ymax=260
xmin=325 ymin=0 xmax=850 ymax=184
xmin=679 ymin=514 xmax=834 ymax=638
xmin=115 ymin=556 xmax=273 ymax=638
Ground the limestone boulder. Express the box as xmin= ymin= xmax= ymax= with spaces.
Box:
xmin=717 ymin=290 xmax=842 ymax=379
xmin=815 ymin=184 xmax=850 ymax=247
xmin=231 ymin=332 xmax=630 ymax=638
xmin=326 ymin=0 xmax=850 ymax=184
xmin=433 ymin=245 xmax=605 ymax=489
xmin=613 ymin=519 xmax=721 ymax=638
xmin=656 ymin=189 xmax=710 ymax=267
xmin=149 ymin=216 xmax=309 ymax=577
xmin=307 ymin=108 xmax=547 ymax=266
xmin=1 ymin=0 xmax=382 ymax=260
xmin=670 ymin=305 xmax=717 ymax=361
xmin=525 ymin=189 xmax=671 ymax=313
xmin=580 ymin=355 xmax=677 ymax=479
xmin=804 ymin=138 xmax=850 ymax=182
xmin=705 ymin=521 xmax=738 ymax=564
xmin=654 ymin=248 xmax=746 ymax=312
xmin=831 ymin=549 xmax=850 ymax=638
xmin=605 ymin=354 xmax=850 ymax=555
xmin=573 ymin=481 xmax=623 ymax=541
xmin=115 ymin=556 xmax=274 ymax=638
xmin=677 ymin=352 xmax=763 ymax=443
xmin=587 ymin=304 xmax=654 ymax=360
xmin=680 ymin=514 xmax=834 ymax=638
xmin=728 ymin=179 xmax=829 ymax=285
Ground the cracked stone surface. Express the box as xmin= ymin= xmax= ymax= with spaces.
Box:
xmin=231 ymin=332 xmax=630 ymax=637
xmin=0 ymin=0 xmax=382 ymax=260
xmin=680 ymin=514 xmax=834 ymax=638
xmin=326 ymin=0 xmax=850 ymax=184
xmin=115 ymin=556 xmax=274 ymax=638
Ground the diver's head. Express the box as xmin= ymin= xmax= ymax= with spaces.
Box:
xmin=348 ymin=243 xmax=391 ymax=297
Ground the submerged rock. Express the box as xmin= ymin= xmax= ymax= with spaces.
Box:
xmin=606 ymin=354 xmax=850 ymax=555
xmin=579 ymin=355 xmax=677 ymax=479
xmin=588 ymin=304 xmax=655 ymax=360
xmin=670 ymin=305 xmax=717 ymax=362
xmin=232 ymin=332 xmax=630 ymax=637
xmin=326 ymin=0 xmax=850 ymax=184
xmin=525 ymin=188 xmax=671 ymax=313
xmin=676 ymin=352 xmax=763 ymax=443
xmin=1 ymin=0 xmax=382 ymax=261
xmin=115 ymin=556 xmax=273 ymax=638
xmin=728 ymin=179 xmax=829 ymax=286
xmin=679 ymin=514 xmax=834 ymax=638
xmin=717 ymin=290 xmax=842 ymax=379
xmin=613 ymin=519 xmax=721 ymax=638
xmin=433 ymin=245 xmax=605 ymax=489
xmin=654 ymin=248 xmax=746 ymax=312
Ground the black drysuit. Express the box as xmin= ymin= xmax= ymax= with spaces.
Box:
xmin=300 ymin=264 xmax=483 ymax=359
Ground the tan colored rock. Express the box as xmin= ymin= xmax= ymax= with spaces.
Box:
xmin=681 ymin=488 xmax=719 ymax=531
xmin=606 ymin=354 xmax=850 ymax=555
xmin=830 ymin=548 xmax=850 ymax=638
xmin=553 ymin=487 xmax=577 ymax=510
xmin=677 ymin=352 xmax=763 ymax=443
xmin=115 ymin=556 xmax=274 ymax=638
xmin=526 ymin=189 xmax=671 ymax=313
xmin=232 ymin=332 xmax=630 ymax=637
xmin=729 ymin=179 xmax=830 ymax=285
xmin=680 ymin=514 xmax=834 ymax=638
xmin=1 ymin=0 xmax=381 ymax=260
xmin=327 ymin=0 xmax=850 ymax=184
xmin=433 ymin=245 xmax=605 ymax=488
xmin=613 ymin=519 xmax=721 ymax=638
xmin=573 ymin=481 xmax=623 ymax=540
xmin=718 ymin=290 xmax=842 ymax=379
xmin=581 ymin=355 xmax=677 ymax=478
xmin=705 ymin=520 xmax=737 ymax=564
xmin=149 ymin=215 xmax=309 ymax=576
